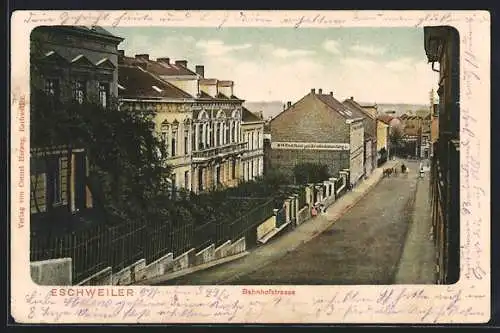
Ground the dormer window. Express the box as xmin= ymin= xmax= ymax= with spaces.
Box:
xmin=44 ymin=78 xmax=59 ymax=98
xmin=152 ymin=85 xmax=163 ymax=93
xmin=73 ymin=80 xmax=86 ymax=104
xmin=98 ymin=82 xmax=109 ymax=108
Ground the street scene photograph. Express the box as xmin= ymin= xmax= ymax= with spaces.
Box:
xmin=28 ymin=24 xmax=460 ymax=287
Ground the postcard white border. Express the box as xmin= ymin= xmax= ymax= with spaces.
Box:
xmin=10 ymin=10 xmax=491 ymax=324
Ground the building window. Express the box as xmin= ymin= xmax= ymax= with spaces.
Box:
xmin=46 ymin=157 xmax=62 ymax=206
xmin=73 ymin=80 xmax=86 ymax=104
xmin=171 ymin=130 xmax=177 ymax=157
xmin=161 ymin=125 xmax=170 ymax=157
xmin=216 ymin=123 xmax=220 ymax=146
xmin=184 ymin=130 xmax=189 ymax=155
xmin=232 ymin=159 xmax=236 ymax=179
xmin=171 ymin=173 xmax=177 ymax=195
xmin=198 ymin=168 xmax=204 ymax=192
xmin=257 ymin=131 xmax=261 ymax=149
xmin=226 ymin=122 xmax=230 ymax=144
xmin=198 ymin=124 xmax=204 ymax=150
xmin=44 ymin=78 xmax=59 ymax=97
xmin=184 ymin=171 xmax=189 ymax=189
xmin=98 ymin=82 xmax=109 ymax=108
xmin=192 ymin=127 xmax=196 ymax=151
xmin=231 ymin=122 xmax=235 ymax=143
xmin=220 ymin=122 xmax=224 ymax=146
xmin=216 ymin=165 xmax=221 ymax=186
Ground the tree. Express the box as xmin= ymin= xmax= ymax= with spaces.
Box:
xmin=293 ymin=163 xmax=331 ymax=184
xmin=389 ymin=125 xmax=404 ymax=157
xmin=30 ymin=87 xmax=172 ymax=224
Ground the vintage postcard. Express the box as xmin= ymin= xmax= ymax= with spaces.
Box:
xmin=10 ymin=10 xmax=490 ymax=324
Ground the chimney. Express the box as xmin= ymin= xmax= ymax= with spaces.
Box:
xmin=329 ymin=91 xmax=333 ymax=96
xmin=175 ymin=60 xmax=188 ymax=67
xmin=318 ymin=88 xmax=323 ymax=94
xmin=287 ymin=101 xmax=292 ymax=108
xmin=350 ymin=96 xmax=354 ymax=100
xmin=311 ymin=88 xmax=316 ymax=94
xmin=195 ymin=65 xmax=205 ymax=78
xmin=283 ymin=104 xmax=287 ymax=110
xmin=157 ymin=57 xmax=170 ymax=64
xmin=135 ymin=54 xmax=149 ymax=61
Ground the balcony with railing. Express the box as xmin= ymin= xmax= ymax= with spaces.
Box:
xmin=192 ymin=142 xmax=248 ymax=162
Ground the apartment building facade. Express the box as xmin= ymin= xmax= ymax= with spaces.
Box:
xmin=119 ymin=53 xmax=250 ymax=193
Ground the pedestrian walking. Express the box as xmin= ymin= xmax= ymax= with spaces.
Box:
xmin=311 ymin=206 xmax=318 ymax=217
xmin=320 ymin=203 xmax=327 ymax=214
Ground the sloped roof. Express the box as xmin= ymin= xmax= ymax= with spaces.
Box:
xmin=41 ymin=50 xmax=69 ymax=64
xmin=343 ymin=98 xmax=376 ymax=120
xmin=215 ymin=92 xmax=229 ymax=99
xmin=218 ymin=80 xmax=233 ymax=87
xmin=197 ymin=91 xmax=214 ymax=99
xmin=118 ymin=65 xmax=193 ymax=99
xmin=95 ymin=57 xmax=116 ymax=69
xmin=242 ymin=107 xmax=262 ymax=122
xmin=71 ymin=54 xmax=94 ymax=67
xmin=377 ymin=114 xmax=394 ymax=125
xmin=200 ymin=78 xmax=218 ymax=85
xmin=315 ymin=93 xmax=353 ymax=118
xmin=122 ymin=56 xmax=197 ymax=76
xmin=75 ymin=26 xmax=119 ymax=38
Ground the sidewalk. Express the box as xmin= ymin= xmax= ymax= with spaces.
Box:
xmin=394 ymin=172 xmax=436 ymax=284
xmin=145 ymin=160 xmax=400 ymax=285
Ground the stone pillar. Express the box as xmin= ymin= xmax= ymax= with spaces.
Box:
xmin=272 ymin=208 xmax=279 ymax=224
xmin=293 ymin=194 xmax=299 ymax=222
xmin=288 ymin=195 xmax=296 ymax=223
xmin=283 ymin=199 xmax=290 ymax=223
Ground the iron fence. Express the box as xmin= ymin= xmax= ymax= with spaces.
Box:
xmin=31 ymin=196 xmax=277 ymax=284
xmin=275 ymin=207 xmax=286 ymax=228
xmin=298 ymin=188 xmax=307 ymax=208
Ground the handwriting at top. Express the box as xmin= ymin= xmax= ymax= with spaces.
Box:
xmin=19 ymin=10 xmax=489 ymax=29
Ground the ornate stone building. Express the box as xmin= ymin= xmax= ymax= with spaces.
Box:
xmin=119 ymin=53 xmax=249 ymax=193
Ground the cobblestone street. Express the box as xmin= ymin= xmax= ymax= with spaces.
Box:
xmin=155 ymin=160 xmax=434 ymax=285
xmin=229 ymin=161 xmax=421 ymax=285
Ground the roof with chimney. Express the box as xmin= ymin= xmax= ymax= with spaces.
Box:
xmin=118 ymin=64 xmax=193 ymax=99
xmin=343 ymin=98 xmax=376 ymax=120
xmin=199 ymin=78 xmax=218 ymax=85
xmin=121 ymin=55 xmax=198 ymax=76
xmin=314 ymin=92 xmax=353 ymax=119
xmin=242 ymin=107 xmax=263 ymax=122
xmin=377 ymin=114 xmax=394 ymax=125
xmin=270 ymin=89 xmax=357 ymax=124
xmin=218 ymin=80 xmax=234 ymax=87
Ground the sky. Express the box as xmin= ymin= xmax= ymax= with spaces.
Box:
xmin=107 ymin=27 xmax=439 ymax=105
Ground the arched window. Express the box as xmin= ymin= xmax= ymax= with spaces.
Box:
xmin=171 ymin=120 xmax=179 ymax=157
xmin=231 ymin=121 xmax=235 ymax=143
xmin=225 ymin=120 xmax=230 ymax=145
xmin=215 ymin=122 xmax=220 ymax=146
xmin=161 ymin=120 xmax=170 ymax=157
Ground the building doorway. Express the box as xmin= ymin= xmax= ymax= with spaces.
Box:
xmin=198 ymin=168 xmax=203 ymax=192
